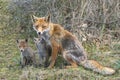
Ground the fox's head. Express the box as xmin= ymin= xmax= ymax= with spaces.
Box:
xmin=16 ymin=39 xmax=28 ymax=52
xmin=31 ymin=15 xmax=50 ymax=35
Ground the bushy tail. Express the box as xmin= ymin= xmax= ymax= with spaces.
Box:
xmin=81 ymin=60 xmax=115 ymax=75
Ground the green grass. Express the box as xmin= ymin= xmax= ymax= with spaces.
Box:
xmin=0 ymin=26 xmax=120 ymax=80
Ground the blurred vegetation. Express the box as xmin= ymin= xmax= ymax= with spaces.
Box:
xmin=0 ymin=0 xmax=120 ymax=80
xmin=1 ymin=0 xmax=119 ymax=43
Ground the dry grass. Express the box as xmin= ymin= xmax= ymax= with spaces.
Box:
xmin=0 ymin=25 xmax=120 ymax=80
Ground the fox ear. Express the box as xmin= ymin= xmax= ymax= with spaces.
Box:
xmin=45 ymin=14 xmax=50 ymax=23
xmin=16 ymin=39 xmax=19 ymax=43
xmin=25 ymin=39 xmax=28 ymax=42
xmin=31 ymin=15 xmax=38 ymax=23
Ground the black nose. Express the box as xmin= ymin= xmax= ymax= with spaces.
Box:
xmin=38 ymin=32 xmax=41 ymax=35
xmin=20 ymin=50 xmax=23 ymax=52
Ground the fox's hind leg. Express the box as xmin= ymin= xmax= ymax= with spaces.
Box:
xmin=63 ymin=51 xmax=78 ymax=68
xmin=65 ymin=62 xmax=78 ymax=68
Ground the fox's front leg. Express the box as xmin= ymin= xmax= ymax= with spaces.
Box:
xmin=31 ymin=54 xmax=37 ymax=67
xmin=38 ymin=54 xmax=43 ymax=66
xmin=48 ymin=46 xmax=58 ymax=68
xmin=45 ymin=45 xmax=52 ymax=67
xmin=20 ymin=56 xmax=26 ymax=68
xmin=44 ymin=54 xmax=50 ymax=67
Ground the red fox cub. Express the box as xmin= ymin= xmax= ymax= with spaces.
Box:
xmin=34 ymin=31 xmax=52 ymax=67
xmin=31 ymin=15 xmax=115 ymax=75
xmin=16 ymin=39 xmax=36 ymax=68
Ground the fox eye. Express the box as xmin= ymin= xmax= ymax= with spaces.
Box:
xmin=36 ymin=25 xmax=39 ymax=28
xmin=42 ymin=26 xmax=46 ymax=28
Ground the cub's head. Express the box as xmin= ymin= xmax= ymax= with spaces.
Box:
xmin=34 ymin=37 xmax=45 ymax=45
xmin=31 ymin=15 xmax=50 ymax=35
xmin=34 ymin=37 xmax=41 ymax=49
xmin=34 ymin=37 xmax=41 ymax=45
xmin=34 ymin=30 xmax=51 ymax=49
xmin=16 ymin=39 xmax=28 ymax=52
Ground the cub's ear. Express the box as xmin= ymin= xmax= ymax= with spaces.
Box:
xmin=16 ymin=39 xmax=19 ymax=43
xmin=25 ymin=39 xmax=28 ymax=42
xmin=34 ymin=37 xmax=37 ymax=42
xmin=45 ymin=14 xmax=50 ymax=23
xmin=31 ymin=15 xmax=38 ymax=23
xmin=34 ymin=37 xmax=41 ymax=42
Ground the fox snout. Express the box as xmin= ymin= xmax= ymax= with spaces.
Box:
xmin=20 ymin=50 xmax=24 ymax=52
xmin=20 ymin=48 xmax=24 ymax=52
xmin=33 ymin=26 xmax=42 ymax=35
xmin=37 ymin=31 xmax=46 ymax=35
xmin=37 ymin=32 xmax=41 ymax=35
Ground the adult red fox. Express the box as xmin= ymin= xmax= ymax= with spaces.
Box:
xmin=31 ymin=15 xmax=115 ymax=75
xmin=16 ymin=39 xmax=36 ymax=68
